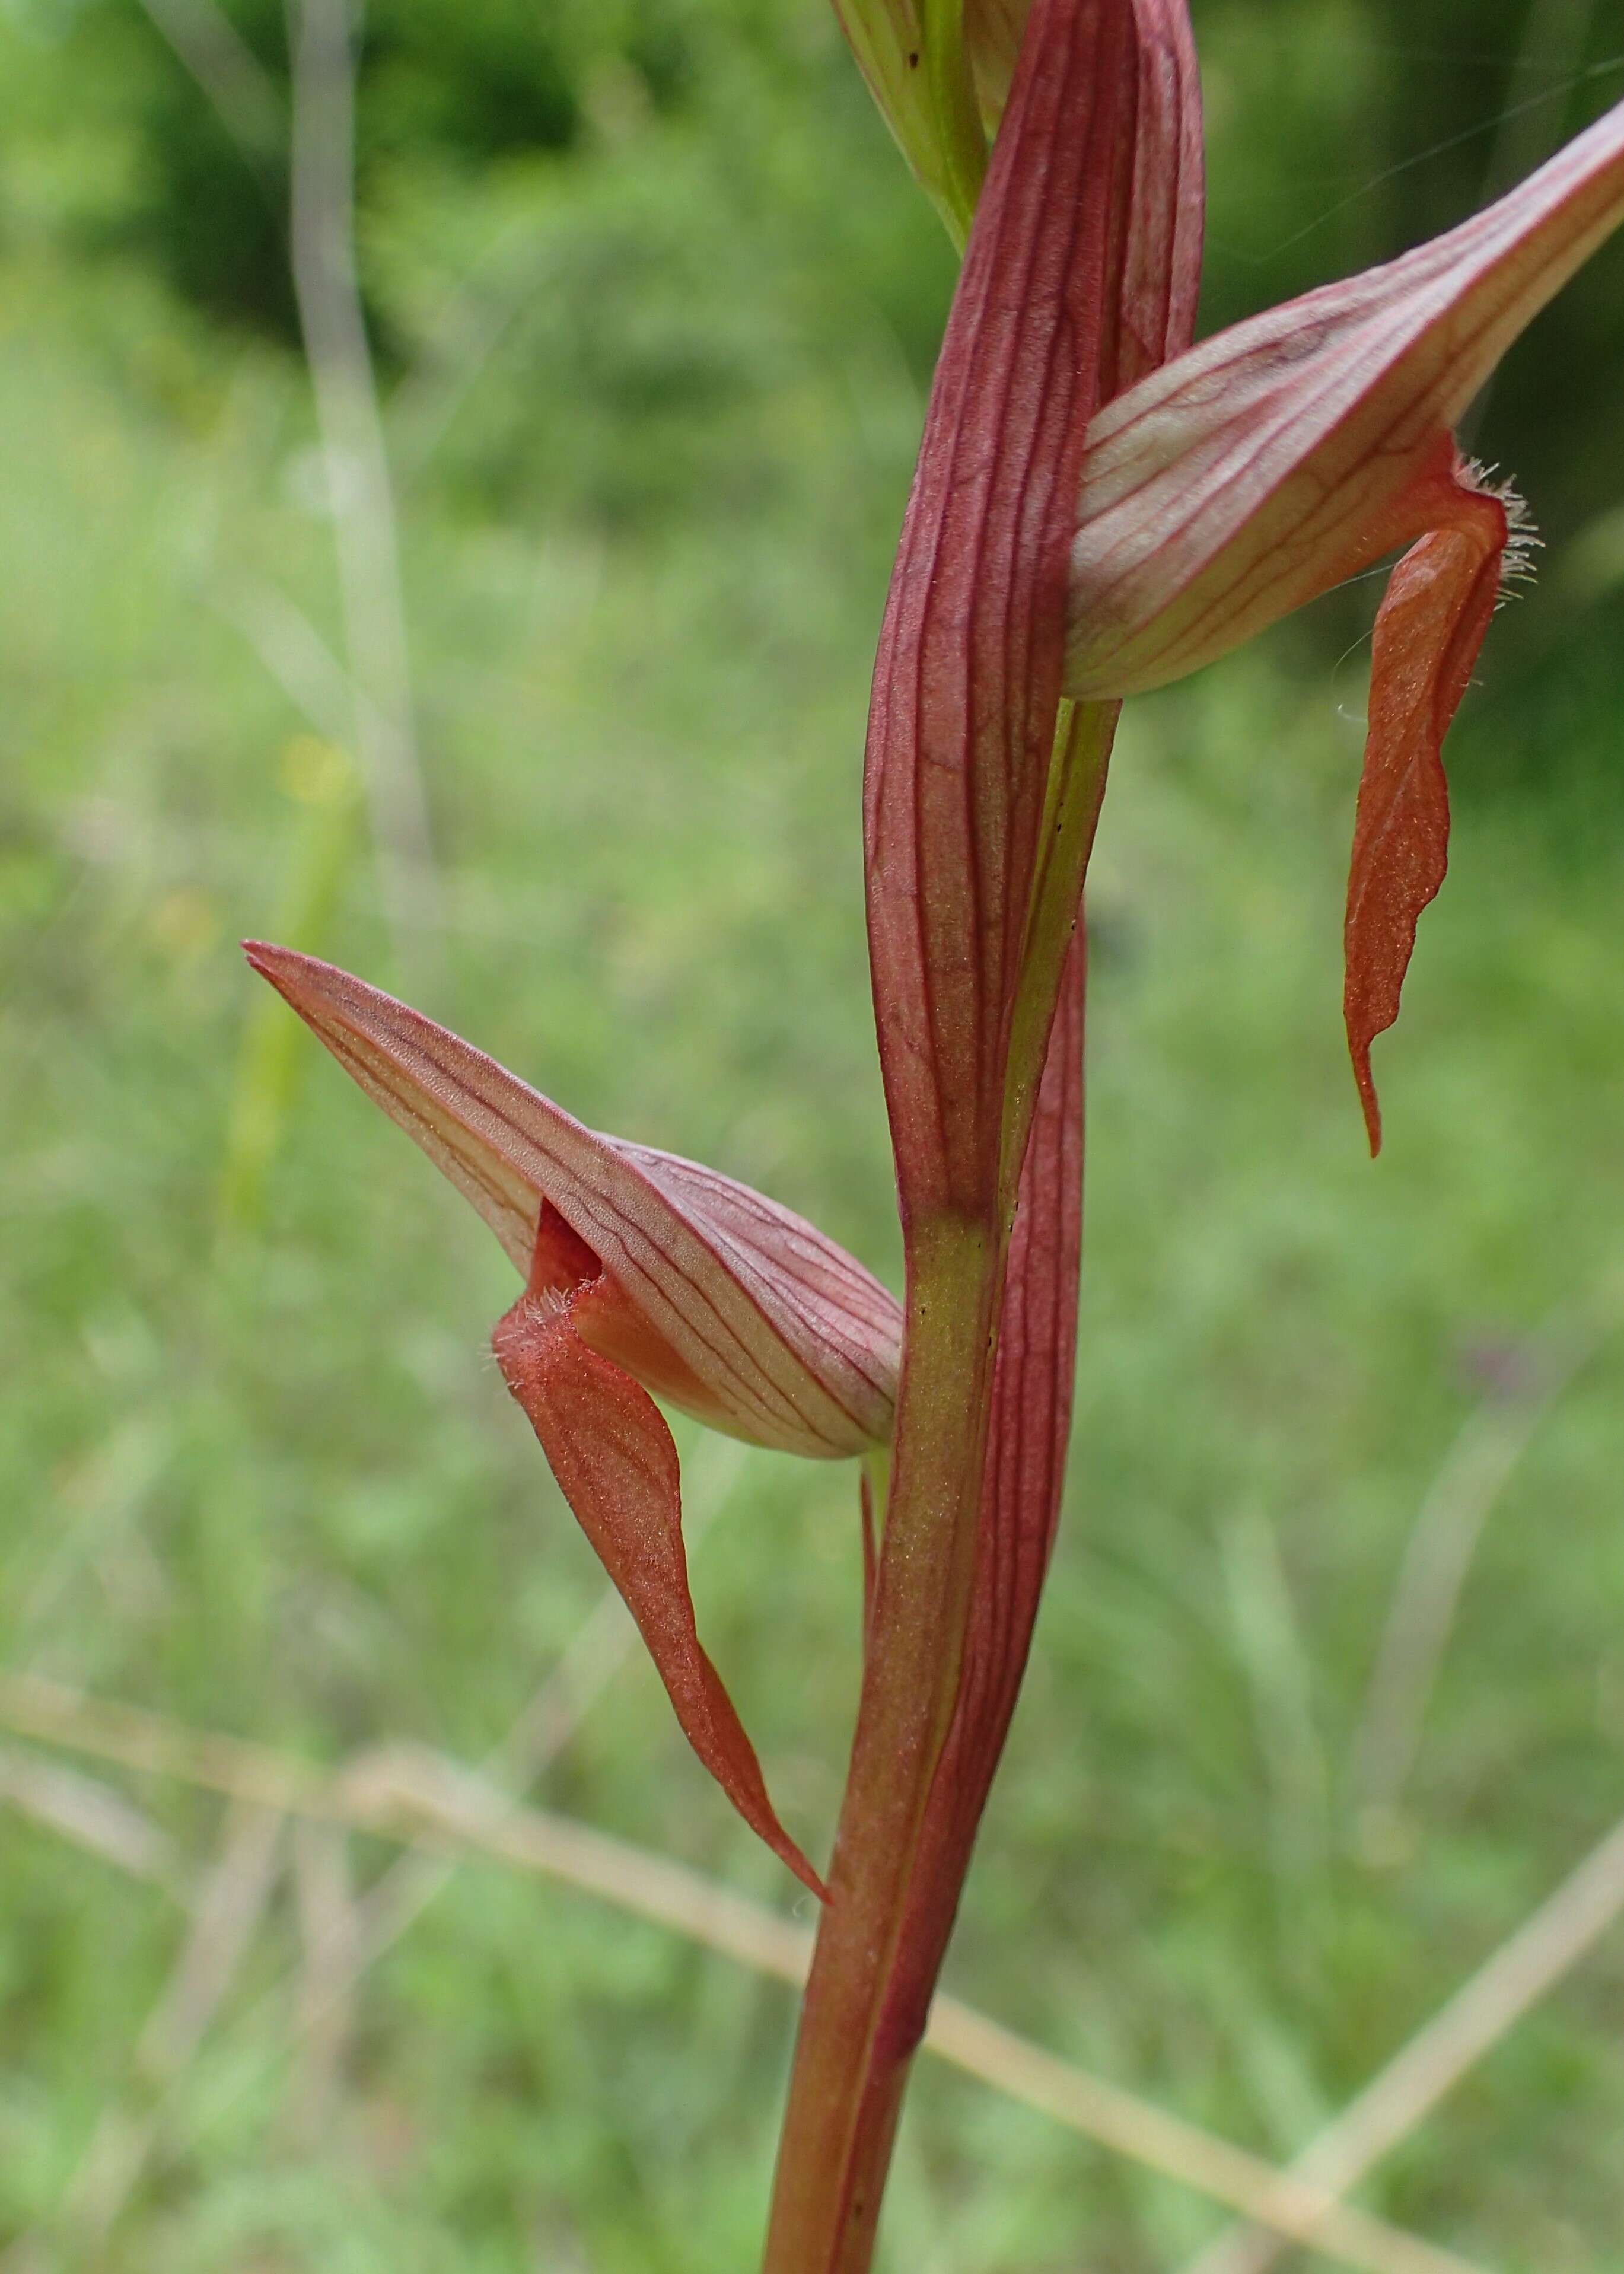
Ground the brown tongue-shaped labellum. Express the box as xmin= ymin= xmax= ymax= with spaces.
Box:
xmin=493 ymin=1208 xmax=825 ymax=1898
xmin=1343 ymin=453 xmax=1518 ymax=1154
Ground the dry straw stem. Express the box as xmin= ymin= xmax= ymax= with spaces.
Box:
xmin=0 ymin=1671 xmax=1484 ymax=2274
xmin=16 ymin=1444 xmax=741 ymax=2251
xmin=139 ymin=1801 xmax=286 ymax=2084
xmin=14 ymin=1455 xmax=738 ymax=2240
xmin=302 ymin=1438 xmax=746 ymax=2035
xmin=18 ymin=1538 xmax=650 ymax=2246
xmin=63 ymin=1799 xmax=284 ymax=2244
xmin=289 ymin=1818 xmax=361 ymax=2136
xmin=1179 ymin=1806 xmax=1624 ymax=2274
xmin=0 ymin=1740 xmax=176 ymax=1885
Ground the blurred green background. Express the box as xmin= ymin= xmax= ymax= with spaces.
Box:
xmin=2 ymin=0 xmax=1623 ymax=2266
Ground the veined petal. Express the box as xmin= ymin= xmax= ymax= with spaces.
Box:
xmin=1065 ymin=94 xmax=1624 ymax=699
xmin=865 ymin=0 xmax=1201 ymax=1225
xmin=244 ymin=944 xmax=899 ymax=1458
xmin=492 ymin=1281 xmax=825 ymax=1899
xmin=1345 ymin=471 xmax=1510 ymax=1154
xmin=620 ymin=1144 xmax=902 ymax=1442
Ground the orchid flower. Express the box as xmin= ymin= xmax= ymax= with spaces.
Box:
xmin=245 ymin=943 xmax=902 ymax=1900
xmin=1063 ymin=95 xmax=1624 ymax=1145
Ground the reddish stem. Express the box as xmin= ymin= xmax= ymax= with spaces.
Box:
xmin=762 ymin=1218 xmax=1003 ymax=2272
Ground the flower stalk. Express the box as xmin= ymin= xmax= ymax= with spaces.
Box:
xmin=762 ymin=1 xmax=1203 ymax=2260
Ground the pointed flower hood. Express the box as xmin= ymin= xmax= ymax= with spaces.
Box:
xmin=246 ymin=945 xmax=899 ymax=1457
xmin=247 ymin=943 xmax=903 ymax=1897
xmin=1065 ymin=96 xmax=1624 ymax=700
xmin=1061 ymin=94 xmax=1624 ymax=1146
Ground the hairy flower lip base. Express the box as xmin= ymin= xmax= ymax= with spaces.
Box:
xmin=244 ymin=942 xmax=904 ymax=1900
xmin=1061 ymin=95 xmax=1624 ymax=1147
